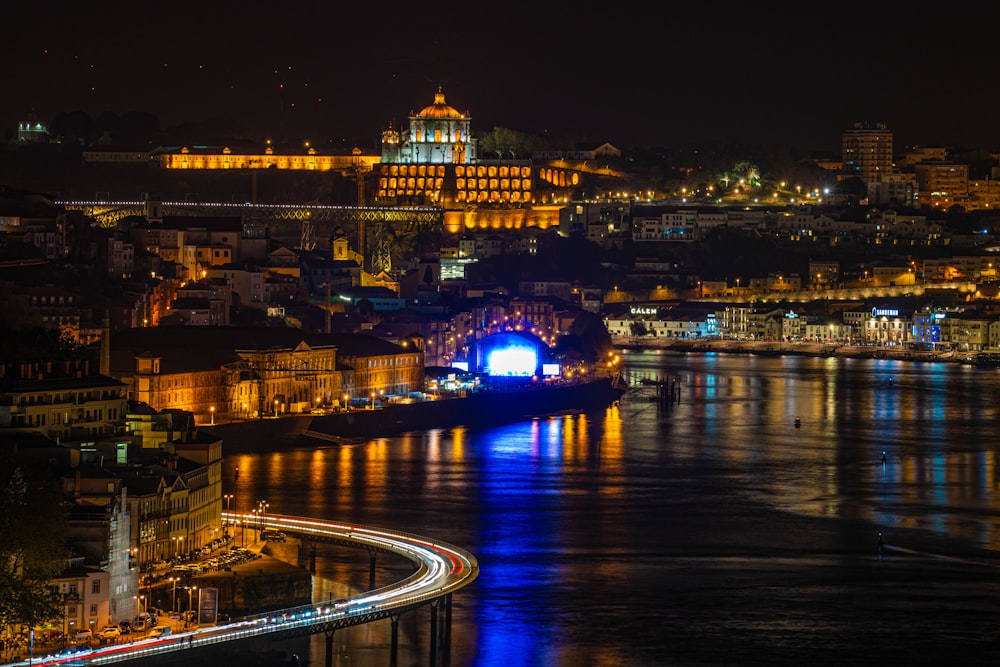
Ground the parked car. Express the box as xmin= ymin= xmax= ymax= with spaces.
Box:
xmin=98 ymin=625 xmax=121 ymax=639
xmin=118 ymin=620 xmax=132 ymax=634
xmin=146 ymin=625 xmax=172 ymax=639
xmin=73 ymin=629 xmax=93 ymax=643
xmin=134 ymin=612 xmax=157 ymax=629
xmin=261 ymin=530 xmax=287 ymax=542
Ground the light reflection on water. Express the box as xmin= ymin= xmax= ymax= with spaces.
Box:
xmin=227 ymin=352 xmax=1000 ymax=666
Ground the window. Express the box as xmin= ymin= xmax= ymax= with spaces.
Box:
xmin=92 ymin=580 xmax=100 ymax=594
xmin=90 ymin=604 xmax=98 ymax=616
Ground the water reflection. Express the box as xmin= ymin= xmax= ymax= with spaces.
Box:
xmin=225 ymin=352 xmax=1000 ymax=666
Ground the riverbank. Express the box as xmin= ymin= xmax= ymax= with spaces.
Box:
xmin=614 ymin=337 xmax=979 ymax=364
xmin=205 ymin=375 xmax=625 ymax=453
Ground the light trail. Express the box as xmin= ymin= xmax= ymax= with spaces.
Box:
xmin=5 ymin=514 xmax=477 ymax=667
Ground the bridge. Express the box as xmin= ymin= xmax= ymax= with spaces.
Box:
xmin=57 ymin=199 xmax=444 ymax=271
xmin=57 ymin=200 xmax=444 ymax=231
xmin=7 ymin=514 xmax=478 ymax=667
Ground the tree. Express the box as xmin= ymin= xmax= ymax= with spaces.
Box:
xmin=629 ymin=321 xmax=649 ymax=337
xmin=562 ymin=311 xmax=613 ymax=363
xmin=0 ymin=454 xmax=69 ymax=638
xmin=476 ymin=127 xmax=540 ymax=160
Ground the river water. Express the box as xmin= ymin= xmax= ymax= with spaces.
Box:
xmin=226 ymin=350 xmax=1000 ymax=666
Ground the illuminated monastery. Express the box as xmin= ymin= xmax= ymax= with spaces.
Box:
xmin=137 ymin=87 xmax=582 ymax=232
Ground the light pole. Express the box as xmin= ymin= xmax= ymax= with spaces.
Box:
xmin=223 ymin=494 xmax=234 ymax=536
xmin=170 ymin=577 xmax=178 ymax=613
xmin=210 ymin=406 xmax=215 ymax=425
xmin=256 ymin=500 xmax=269 ymax=535
xmin=370 ymin=391 xmax=375 ymax=409
xmin=187 ymin=586 xmax=198 ymax=625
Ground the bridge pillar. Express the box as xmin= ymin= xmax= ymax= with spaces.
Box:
xmin=443 ymin=593 xmax=452 ymax=667
xmin=369 ymin=552 xmax=377 ymax=590
xmin=429 ymin=601 xmax=439 ymax=667
xmin=309 ymin=542 xmax=317 ymax=573
xmin=390 ymin=615 xmax=399 ymax=667
xmin=324 ymin=630 xmax=334 ymax=667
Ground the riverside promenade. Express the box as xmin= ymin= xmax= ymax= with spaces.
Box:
xmin=613 ymin=336 xmax=978 ymax=364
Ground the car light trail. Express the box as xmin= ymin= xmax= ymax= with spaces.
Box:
xmin=5 ymin=514 xmax=477 ymax=667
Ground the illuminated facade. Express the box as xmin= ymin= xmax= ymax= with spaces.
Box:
xmin=381 ymin=87 xmax=476 ymax=165
xmin=95 ymin=87 xmax=584 ymax=232
xmin=377 ymin=87 xmax=581 ymax=230
xmin=112 ymin=329 xmax=424 ymax=420
xmin=155 ymin=145 xmax=379 ymax=172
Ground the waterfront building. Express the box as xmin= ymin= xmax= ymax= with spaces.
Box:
xmin=108 ymin=326 xmax=423 ymax=420
xmin=863 ymin=307 xmax=909 ymax=345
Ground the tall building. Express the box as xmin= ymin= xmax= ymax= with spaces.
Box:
xmin=842 ymin=122 xmax=893 ymax=184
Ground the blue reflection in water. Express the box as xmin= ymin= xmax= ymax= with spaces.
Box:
xmin=474 ymin=422 xmax=559 ymax=667
xmin=229 ymin=351 xmax=1000 ymax=666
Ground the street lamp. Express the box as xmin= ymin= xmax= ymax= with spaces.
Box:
xmin=370 ymin=391 xmax=376 ymax=409
xmin=210 ymin=406 xmax=215 ymax=425
xmin=188 ymin=586 xmax=198 ymax=621
xmin=343 ymin=393 xmax=350 ymax=411
xmin=256 ymin=500 xmax=269 ymax=535
xmin=274 ymin=399 xmax=279 ymax=416
xmin=170 ymin=577 xmax=178 ymax=613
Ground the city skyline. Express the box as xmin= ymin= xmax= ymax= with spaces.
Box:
xmin=5 ymin=3 xmax=1000 ymax=153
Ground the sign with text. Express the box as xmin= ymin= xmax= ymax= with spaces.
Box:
xmin=198 ymin=587 xmax=218 ymax=625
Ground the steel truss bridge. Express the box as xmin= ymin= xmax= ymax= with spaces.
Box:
xmin=58 ymin=200 xmax=443 ymax=230
xmin=57 ymin=200 xmax=444 ymax=272
xmin=11 ymin=513 xmax=478 ymax=667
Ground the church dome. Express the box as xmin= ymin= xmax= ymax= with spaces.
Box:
xmin=416 ymin=86 xmax=466 ymax=119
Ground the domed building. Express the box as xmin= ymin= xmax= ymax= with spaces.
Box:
xmin=381 ymin=86 xmax=476 ymax=165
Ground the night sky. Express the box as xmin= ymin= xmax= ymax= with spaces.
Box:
xmin=5 ymin=2 xmax=1000 ymax=153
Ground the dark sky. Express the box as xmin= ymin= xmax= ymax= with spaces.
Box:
xmin=5 ymin=2 xmax=1000 ymax=153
